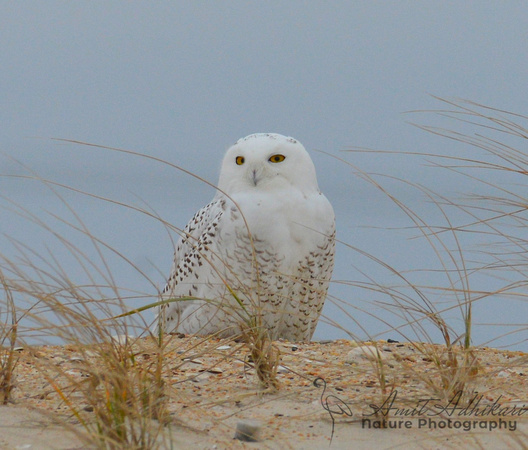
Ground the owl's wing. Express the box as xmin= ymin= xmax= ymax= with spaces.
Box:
xmin=275 ymin=219 xmax=336 ymax=341
xmin=158 ymin=195 xmax=227 ymax=330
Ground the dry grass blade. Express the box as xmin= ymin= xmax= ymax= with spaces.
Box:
xmin=0 ymin=268 xmax=25 ymax=405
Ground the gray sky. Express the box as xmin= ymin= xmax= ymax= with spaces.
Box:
xmin=1 ymin=2 xmax=527 ymax=348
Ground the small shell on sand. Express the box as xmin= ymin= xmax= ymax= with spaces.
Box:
xmin=234 ymin=420 xmax=261 ymax=442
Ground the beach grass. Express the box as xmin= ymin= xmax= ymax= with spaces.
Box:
xmin=0 ymin=97 xmax=526 ymax=446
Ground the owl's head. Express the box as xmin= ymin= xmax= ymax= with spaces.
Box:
xmin=218 ymin=133 xmax=320 ymax=195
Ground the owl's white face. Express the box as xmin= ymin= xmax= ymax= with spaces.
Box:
xmin=218 ymin=133 xmax=320 ymax=195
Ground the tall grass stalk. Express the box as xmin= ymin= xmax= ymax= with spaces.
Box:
xmin=0 ymin=269 xmax=19 ymax=405
xmin=322 ymin=97 xmax=528 ymax=403
xmin=0 ymin=173 xmax=175 ymax=447
xmin=411 ymin=97 xmax=528 ymax=348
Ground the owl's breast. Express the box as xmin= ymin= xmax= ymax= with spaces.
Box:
xmin=223 ymin=189 xmax=334 ymax=270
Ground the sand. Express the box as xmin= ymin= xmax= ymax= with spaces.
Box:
xmin=1 ymin=337 xmax=527 ymax=449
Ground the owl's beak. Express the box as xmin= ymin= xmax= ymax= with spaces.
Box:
xmin=251 ymin=169 xmax=259 ymax=186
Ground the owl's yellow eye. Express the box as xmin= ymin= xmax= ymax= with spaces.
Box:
xmin=235 ymin=156 xmax=245 ymax=165
xmin=269 ymin=154 xmax=286 ymax=163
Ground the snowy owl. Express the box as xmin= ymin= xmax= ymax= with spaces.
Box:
xmin=159 ymin=133 xmax=335 ymax=342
